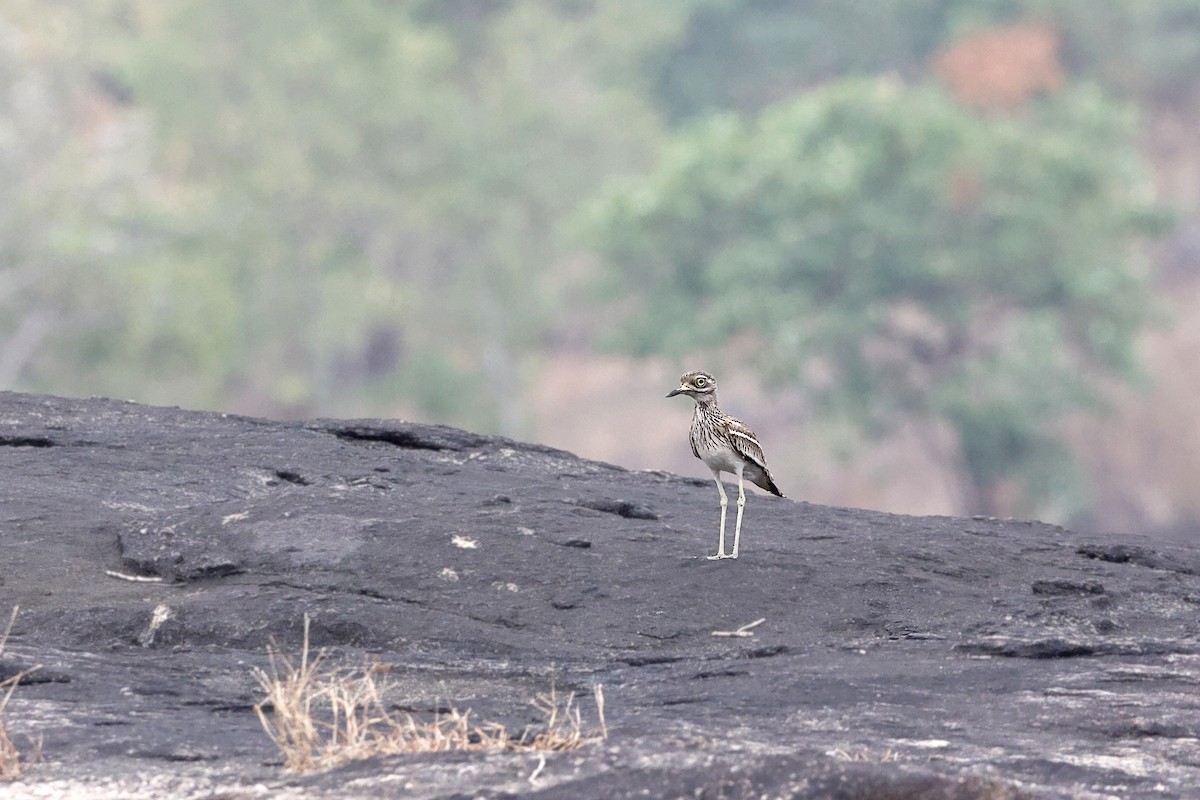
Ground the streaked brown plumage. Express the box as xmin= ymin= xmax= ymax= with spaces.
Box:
xmin=667 ymin=370 xmax=783 ymax=559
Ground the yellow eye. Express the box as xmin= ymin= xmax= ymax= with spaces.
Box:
xmin=694 ymin=377 xmax=708 ymax=388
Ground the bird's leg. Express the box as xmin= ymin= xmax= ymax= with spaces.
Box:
xmin=707 ymin=476 xmax=728 ymax=560
xmin=731 ymin=471 xmax=746 ymax=559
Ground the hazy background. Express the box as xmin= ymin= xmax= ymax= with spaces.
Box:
xmin=2 ymin=1 xmax=1199 ymax=537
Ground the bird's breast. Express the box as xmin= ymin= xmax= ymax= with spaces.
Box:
xmin=690 ymin=424 xmax=742 ymax=474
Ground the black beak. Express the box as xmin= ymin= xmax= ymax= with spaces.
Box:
xmin=666 ymin=388 xmax=685 ymax=398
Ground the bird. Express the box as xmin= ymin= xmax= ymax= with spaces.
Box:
xmin=667 ymin=370 xmax=783 ymax=559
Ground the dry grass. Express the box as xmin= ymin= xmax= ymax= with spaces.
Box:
xmin=252 ymin=615 xmax=607 ymax=772
xmin=0 ymin=607 xmax=41 ymax=780
xmin=827 ymin=746 xmax=899 ymax=763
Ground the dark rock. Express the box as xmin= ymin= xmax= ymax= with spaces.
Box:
xmin=2 ymin=390 xmax=1200 ymax=798
xmin=1031 ymin=579 xmax=1105 ymax=596
xmin=956 ymin=637 xmax=1098 ymax=659
xmin=566 ymin=498 xmax=661 ymax=520
xmin=1077 ymin=543 xmax=1197 ymax=574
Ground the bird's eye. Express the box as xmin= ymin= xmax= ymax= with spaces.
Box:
xmin=693 ymin=377 xmax=708 ymax=387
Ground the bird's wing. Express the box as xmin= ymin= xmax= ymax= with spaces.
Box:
xmin=726 ymin=416 xmax=785 ymax=497
xmin=724 ymin=417 xmax=769 ymax=472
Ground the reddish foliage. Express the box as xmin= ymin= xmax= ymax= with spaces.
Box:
xmin=933 ymin=22 xmax=1064 ymax=113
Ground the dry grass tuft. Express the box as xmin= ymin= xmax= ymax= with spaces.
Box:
xmin=0 ymin=607 xmax=41 ymax=780
xmin=0 ymin=691 xmax=19 ymax=779
xmin=253 ymin=615 xmax=607 ymax=772
xmin=512 ymin=682 xmax=605 ymax=752
xmin=827 ymin=746 xmax=899 ymax=763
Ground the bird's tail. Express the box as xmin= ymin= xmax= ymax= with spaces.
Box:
xmin=753 ymin=471 xmax=784 ymax=498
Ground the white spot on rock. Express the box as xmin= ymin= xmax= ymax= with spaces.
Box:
xmin=137 ymin=603 xmax=174 ymax=647
xmin=899 ymin=739 xmax=951 ymax=749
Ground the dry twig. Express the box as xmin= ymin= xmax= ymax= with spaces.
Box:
xmin=104 ymin=569 xmax=164 ymax=583
xmin=711 ymin=617 xmax=766 ymax=637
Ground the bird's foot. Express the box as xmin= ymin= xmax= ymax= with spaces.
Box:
xmin=706 ymin=552 xmax=737 ymax=560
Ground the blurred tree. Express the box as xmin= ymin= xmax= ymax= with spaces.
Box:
xmin=0 ymin=7 xmax=167 ymax=398
xmin=647 ymin=0 xmax=990 ymax=121
xmin=1008 ymin=0 xmax=1200 ymax=101
xmin=112 ymin=0 xmax=666 ymax=429
xmin=587 ymin=77 xmax=1167 ymax=515
xmin=0 ymin=1 xmax=671 ymax=428
xmin=116 ymin=0 xmax=475 ymax=417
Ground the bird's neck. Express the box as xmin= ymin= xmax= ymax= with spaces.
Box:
xmin=693 ymin=394 xmax=720 ymax=413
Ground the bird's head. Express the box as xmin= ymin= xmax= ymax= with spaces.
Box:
xmin=666 ymin=370 xmax=718 ymax=402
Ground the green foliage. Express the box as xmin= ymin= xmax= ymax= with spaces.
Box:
xmin=1035 ymin=0 xmax=1200 ymax=100
xmin=0 ymin=7 xmax=168 ymax=397
xmin=125 ymin=0 xmax=668 ymax=427
xmin=587 ymin=77 xmax=1166 ymax=513
xmin=647 ymin=0 xmax=1016 ymax=120
xmin=1 ymin=1 xmax=667 ymax=428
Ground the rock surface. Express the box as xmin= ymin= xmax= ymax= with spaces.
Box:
xmin=1 ymin=390 xmax=1199 ymax=798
